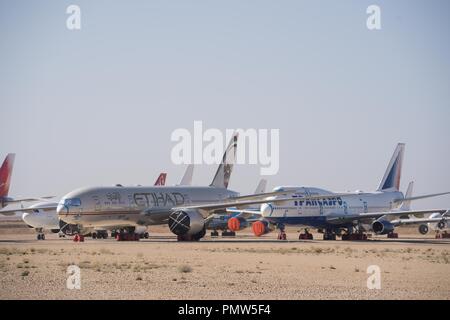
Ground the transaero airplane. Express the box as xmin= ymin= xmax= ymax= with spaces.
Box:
xmin=238 ymin=143 xmax=450 ymax=240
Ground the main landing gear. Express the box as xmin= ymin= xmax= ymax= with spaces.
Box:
xmin=92 ymin=230 xmax=108 ymax=239
xmin=35 ymin=228 xmax=45 ymax=240
xmin=436 ymin=230 xmax=450 ymax=239
xmin=323 ymin=229 xmax=337 ymax=241
xmin=211 ymin=229 xmax=236 ymax=237
xmin=341 ymin=233 xmax=367 ymax=241
xmin=299 ymin=228 xmax=313 ymax=240
xmin=387 ymin=232 xmax=398 ymax=239
xmin=277 ymin=225 xmax=287 ymax=240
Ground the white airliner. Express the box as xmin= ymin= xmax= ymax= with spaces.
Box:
xmin=1 ymin=170 xmax=185 ymax=240
xmin=233 ymin=143 xmax=449 ymax=240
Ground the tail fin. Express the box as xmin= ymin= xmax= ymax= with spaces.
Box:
xmin=254 ymin=179 xmax=267 ymax=194
xmin=0 ymin=153 xmax=15 ymax=197
xmin=399 ymin=181 xmax=414 ymax=210
xmin=377 ymin=143 xmax=405 ymax=191
xmin=210 ymin=133 xmax=238 ymax=189
xmin=154 ymin=173 xmax=167 ymax=186
xmin=179 ymin=164 xmax=194 ymax=185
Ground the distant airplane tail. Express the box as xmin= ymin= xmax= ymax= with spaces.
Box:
xmin=399 ymin=181 xmax=414 ymax=210
xmin=0 ymin=153 xmax=15 ymax=198
xmin=154 ymin=173 xmax=167 ymax=186
xmin=179 ymin=164 xmax=194 ymax=185
xmin=377 ymin=143 xmax=405 ymax=191
xmin=254 ymin=179 xmax=267 ymax=194
xmin=210 ymin=133 xmax=238 ymax=189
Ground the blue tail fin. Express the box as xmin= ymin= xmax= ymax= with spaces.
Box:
xmin=377 ymin=143 xmax=405 ymax=191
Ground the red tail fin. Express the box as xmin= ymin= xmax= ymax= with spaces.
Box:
xmin=154 ymin=173 xmax=167 ymax=186
xmin=0 ymin=154 xmax=15 ymax=197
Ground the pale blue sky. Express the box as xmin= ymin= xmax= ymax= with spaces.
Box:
xmin=0 ymin=0 xmax=449 ymax=209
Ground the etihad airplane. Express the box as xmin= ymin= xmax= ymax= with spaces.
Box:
xmin=0 ymin=170 xmax=175 ymax=240
xmin=54 ymin=134 xmax=303 ymax=241
xmin=236 ymin=143 xmax=450 ymax=240
xmin=0 ymin=153 xmax=53 ymax=210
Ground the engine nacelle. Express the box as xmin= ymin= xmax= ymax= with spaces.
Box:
xmin=252 ymin=220 xmax=271 ymax=237
xmin=227 ymin=217 xmax=249 ymax=232
xmin=418 ymin=224 xmax=429 ymax=235
xmin=372 ymin=220 xmax=395 ymax=235
xmin=168 ymin=210 xmax=205 ymax=236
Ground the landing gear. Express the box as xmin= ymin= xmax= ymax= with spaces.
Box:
xmin=342 ymin=233 xmax=367 ymax=241
xmin=115 ymin=227 xmax=141 ymax=241
xmin=299 ymin=228 xmax=313 ymax=240
xmin=387 ymin=232 xmax=398 ymax=239
xmin=323 ymin=229 xmax=337 ymax=241
xmin=92 ymin=231 xmax=108 ymax=239
xmin=211 ymin=230 xmax=219 ymax=237
xmin=221 ymin=230 xmax=236 ymax=237
xmin=277 ymin=225 xmax=287 ymax=240
xmin=436 ymin=231 xmax=450 ymax=239
xmin=37 ymin=233 xmax=45 ymax=240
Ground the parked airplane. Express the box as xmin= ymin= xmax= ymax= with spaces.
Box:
xmin=0 ymin=170 xmax=174 ymax=240
xmin=242 ymin=143 xmax=450 ymax=240
xmin=0 ymin=153 xmax=53 ymax=210
xmin=54 ymin=134 xmax=303 ymax=241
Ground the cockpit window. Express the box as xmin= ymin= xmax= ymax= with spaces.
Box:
xmin=64 ymin=198 xmax=81 ymax=207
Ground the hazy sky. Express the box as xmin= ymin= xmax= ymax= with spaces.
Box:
xmin=1 ymin=0 xmax=449 ymax=209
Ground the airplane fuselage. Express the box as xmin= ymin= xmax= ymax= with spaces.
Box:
xmin=261 ymin=187 xmax=404 ymax=230
xmin=57 ymin=186 xmax=239 ymax=228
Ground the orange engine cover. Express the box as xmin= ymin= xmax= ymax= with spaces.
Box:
xmin=227 ymin=217 xmax=241 ymax=231
xmin=252 ymin=221 xmax=267 ymax=237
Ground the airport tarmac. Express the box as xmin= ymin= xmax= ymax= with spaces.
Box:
xmin=0 ymin=220 xmax=449 ymax=300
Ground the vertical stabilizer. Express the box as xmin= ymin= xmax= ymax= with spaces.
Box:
xmin=400 ymin=181 xmax=414 ymax=210
xmin=377 ymin=143 xmax=405 ymax=191
xmin=0 ymin=154 xmax=15 ymax=197
xmin=179 ymin=164 xmax=194 ymax=185
xmin=210 ymin=133 xmax=238 ymax=189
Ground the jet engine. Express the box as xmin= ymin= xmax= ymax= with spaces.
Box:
xmin=168 ymin=210 xmax=205 ymax=238
xmin=418 ymin=224 xmax=429 ymax=235
xmin=252 ymin=220 xmax=271 ymax=237
xmin=372 ymin=220 xmax=395 ymax=235
xmin=227 ymin=217 xmax=249 ymax=232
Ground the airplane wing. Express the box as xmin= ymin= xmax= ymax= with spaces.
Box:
xmin=326 ymin=209 xmax=448 ymax=223
xmin=391 ymin=216 xmax=448 ymax=226
xmin=4 ymin=196 xmax=55 ymax=204
xmin=393 ymin=192 xmax=450 ymax=204
xmin=173 ymin=193 xmax=359 ymax=216
xmin=226 ymin=208 xmax=262 ymax=219
xmin=0 ymin=204 xmax=58 ymax=215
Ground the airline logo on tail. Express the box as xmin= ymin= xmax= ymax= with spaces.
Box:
xmin=154 ymin=173 xmax=167 ymax=186
xmin=377 ymin=143 xmax=405 ymax=191
xmin=0 ymin=153 xmax=15 ymax=198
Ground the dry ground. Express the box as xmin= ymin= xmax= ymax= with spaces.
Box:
xmin=0 ymin=219 xmax=449 ymax=300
